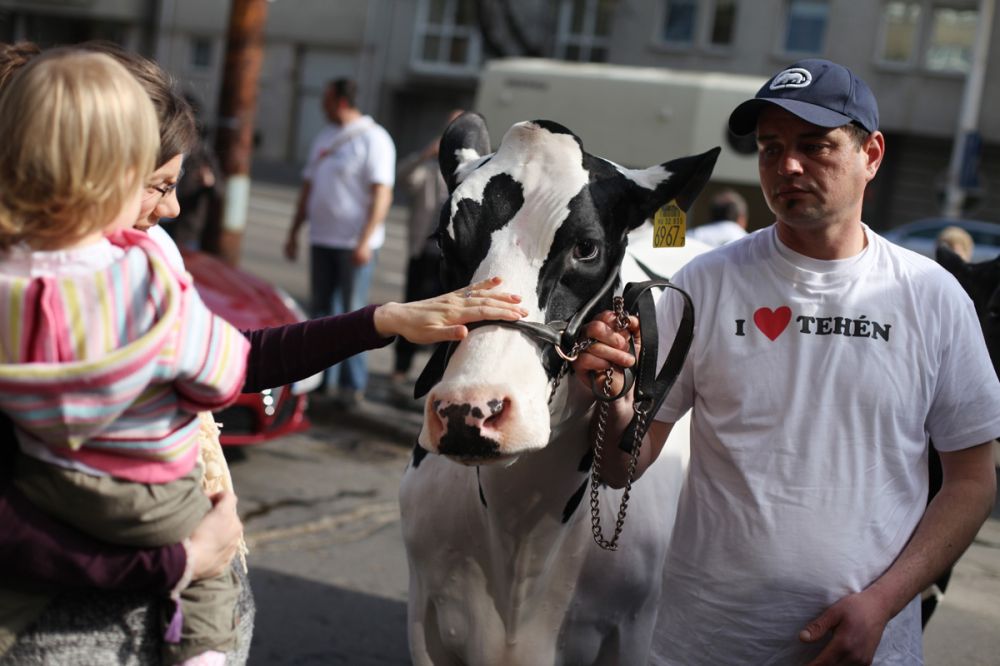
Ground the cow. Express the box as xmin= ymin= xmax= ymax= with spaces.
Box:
xmin=399 ymin=113 xmax=718 ymax=665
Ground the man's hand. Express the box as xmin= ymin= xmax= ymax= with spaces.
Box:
xmin=353 ymin=241 xmax=373 ymax=266
xmin=571 ymin=310 xmax=640 ymax=399
xmin=800 ymin=589 xmax=892 ymax=666
xmin=188 ymin=491 xmax=243 ymax=580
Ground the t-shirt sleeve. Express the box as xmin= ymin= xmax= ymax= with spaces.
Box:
xmin=654 ymin=269 xmax=696 ymax=425
xmin=926 ymin=285 xmax=1000 ymax=451
xmin=366 ymin=128 xmax=396 ymax=188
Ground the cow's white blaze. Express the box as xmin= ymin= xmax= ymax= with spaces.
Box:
xmin=421 ymin=122 xmax=592 ymax=458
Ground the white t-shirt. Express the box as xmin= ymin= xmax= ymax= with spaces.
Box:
xmin=301 ymin=115 xmax=396 ymax=250
xmin=651 ymin=224 xmax=1000 ymax=665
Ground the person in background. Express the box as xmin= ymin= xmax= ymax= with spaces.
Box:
xmin=285 ymin=78 xmax=396 ymax=408
xmin=391 ymin=110 xmax=463 ymax=392
xmin=936 ymin=224 xmax=974 ymax=262
xmin=574 ymin=58 xmax=999 ymax=664
xmin=687 ymin=187 xmax=748 ymax=246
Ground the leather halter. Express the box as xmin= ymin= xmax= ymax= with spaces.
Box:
xmin=413 ymin=238 xmax=695 ymax=455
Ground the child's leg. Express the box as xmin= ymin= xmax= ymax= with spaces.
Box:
xmin=13 ymin=453 xmax=208 ymax=546
xmin=162 ymin=567 xmax=240 ymax=665
xmin=12 ymin=454 xmax=240 ymax=661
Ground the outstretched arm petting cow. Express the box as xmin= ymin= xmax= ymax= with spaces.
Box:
xmin=399 ymin=112 xmax=718 ymax=665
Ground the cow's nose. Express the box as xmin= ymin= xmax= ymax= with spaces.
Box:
xmin=424 ymin=390 xmax=512 ymax=449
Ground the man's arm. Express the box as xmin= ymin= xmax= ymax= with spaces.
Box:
xmin=353 ymin=182 xmax=393 ymax=266
xmin=801 ymin=441 xmax=997 ymax=665
xmin=284 ymin=180 xmax=312 ymax=261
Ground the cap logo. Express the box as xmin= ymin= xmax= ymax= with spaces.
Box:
xmin=770 ymin=67 xmax=812 ymax=90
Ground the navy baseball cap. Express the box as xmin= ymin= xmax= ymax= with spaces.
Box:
xmin=728 ymin=59 xmax=879 ymax=136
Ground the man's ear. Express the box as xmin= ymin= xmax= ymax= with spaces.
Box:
xmin=864 ymin=131 xmax=885 ymax=180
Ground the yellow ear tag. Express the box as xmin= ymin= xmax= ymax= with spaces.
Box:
xmin=653 ymin=201 xmax=686 ymax=248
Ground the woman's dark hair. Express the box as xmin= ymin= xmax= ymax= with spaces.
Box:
xmin=80 ymin=41 xmax=198 ymax=165
xmin=0 ymin=41 xmax=42 ymax=92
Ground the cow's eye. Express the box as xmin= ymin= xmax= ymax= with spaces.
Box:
xmin=573 ymin=240 xmax=599 ymax=261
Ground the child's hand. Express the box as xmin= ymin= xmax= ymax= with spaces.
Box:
xmin=373 ymin=277 xmax=529 ymax=344
xmin=188 ymin=491 xmax=243 ymax=580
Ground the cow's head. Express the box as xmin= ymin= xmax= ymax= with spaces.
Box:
xmin=937 ymin=246 xmax=1000 ymax=378
xmin=418 ymin=113 xmax=718 ymax=464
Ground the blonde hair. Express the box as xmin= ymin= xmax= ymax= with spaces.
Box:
xmin=936 ymin=225 xmax=974 ymax=263
xmin=0 ymin=49 xmax=159 ymax=250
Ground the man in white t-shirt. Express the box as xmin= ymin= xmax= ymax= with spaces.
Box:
xmin=575 ymin=58 xmax=1000 ymax=665
xmin=285 ymin=78 xmax=396 ymax=404
xmin=688 ymin=188 xmax=748 ymax=247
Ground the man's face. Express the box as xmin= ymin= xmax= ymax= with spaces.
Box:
xmin=755 ymin=106 xmax=878 ymax=231
xmin=323 ymin=87 xmax=340 ymax=123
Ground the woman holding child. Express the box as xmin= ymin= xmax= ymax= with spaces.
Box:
xmin=0 ymin=44 xmax=525 ymax=664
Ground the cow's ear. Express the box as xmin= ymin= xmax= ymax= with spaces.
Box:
xmin=631 ymin=147 xmax=721 ymax=223
xmin=439 ymin=112 xmax=491 ymax=193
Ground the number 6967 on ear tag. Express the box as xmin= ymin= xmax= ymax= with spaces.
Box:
xmin=653 ymin=201 xmax=686 ymax=248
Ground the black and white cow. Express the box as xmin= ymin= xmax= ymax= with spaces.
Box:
xmin=400 ymin=113 xmax=718 ymax=665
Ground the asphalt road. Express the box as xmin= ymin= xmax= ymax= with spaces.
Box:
xmin=218 ymin=182 xmax=1000 ymax=665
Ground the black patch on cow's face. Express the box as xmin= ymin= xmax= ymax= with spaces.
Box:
xmin=530 ymin=155 xmax=647 ymax=374
xmin=437 ymin=403 xmax=503 ymax=459
xmin=438 ymin=173 xmax=525 ymax=289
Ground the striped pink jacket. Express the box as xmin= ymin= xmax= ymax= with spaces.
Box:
xmin=0 ymin=229 xmax=249 ymax=483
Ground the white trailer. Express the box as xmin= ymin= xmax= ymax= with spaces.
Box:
xmin=473 ymin=58 xmax=765 ymax=184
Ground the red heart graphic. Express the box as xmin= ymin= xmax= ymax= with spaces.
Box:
xmin=753 ymin=306 xmax=792 ymax=341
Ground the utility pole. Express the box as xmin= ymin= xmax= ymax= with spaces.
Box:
xmin=206 ymin=0 xmax=269 ymax=265
xmin=942 ymin=0 xmax=995 ymax=218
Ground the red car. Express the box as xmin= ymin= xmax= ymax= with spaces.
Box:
xmin=181 ymin=248 xmax=321 ymax=446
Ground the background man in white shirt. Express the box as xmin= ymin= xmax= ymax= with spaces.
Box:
xmin=285 ymin=78 xmax=396 ymax=405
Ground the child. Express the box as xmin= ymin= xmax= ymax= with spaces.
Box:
xmin=0 ymin=50 xmax=249 ymax=666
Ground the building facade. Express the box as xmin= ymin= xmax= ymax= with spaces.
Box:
xmin=2 ymin=0 xmax=997 ymax=228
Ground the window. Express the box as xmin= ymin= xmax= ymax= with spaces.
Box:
xmin=875 ymin=2 xmax=979 ymax=73
xmin=709 ymin=0 xmax=738 ymax=47
xmin=782 ymin=0 xmax=829 ymax=54
xmin=413 ymin=0 xmax=482 ymax=74
xmin=878 ymin=1 xmax=922 ymax=65
xmin=661 ymin=0 xmax=697 ymax=45
xmin=926 ymin=6 xmax=977 ymax=72
xmin=556 ymin=0 xmax=617 ymax=62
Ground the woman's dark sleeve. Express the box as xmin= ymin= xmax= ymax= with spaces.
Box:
xmin=0 ymin=413 xmax=186 ymax=592
xmin=241 ymin=304 xmax=395 ymax=393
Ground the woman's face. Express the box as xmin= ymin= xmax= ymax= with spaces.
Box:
xmin=135 ymin=154 xmax=184 ymax=232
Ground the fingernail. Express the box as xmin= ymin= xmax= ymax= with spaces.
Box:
xmin=512 ymin=295 xmax=522 ymax=302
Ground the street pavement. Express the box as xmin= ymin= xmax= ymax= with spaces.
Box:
xmin=221 ymin=180 xmax=1000 ymax=664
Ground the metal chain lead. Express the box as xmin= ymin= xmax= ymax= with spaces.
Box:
xmin=589 ymin=296 xmax=645 ymax=551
